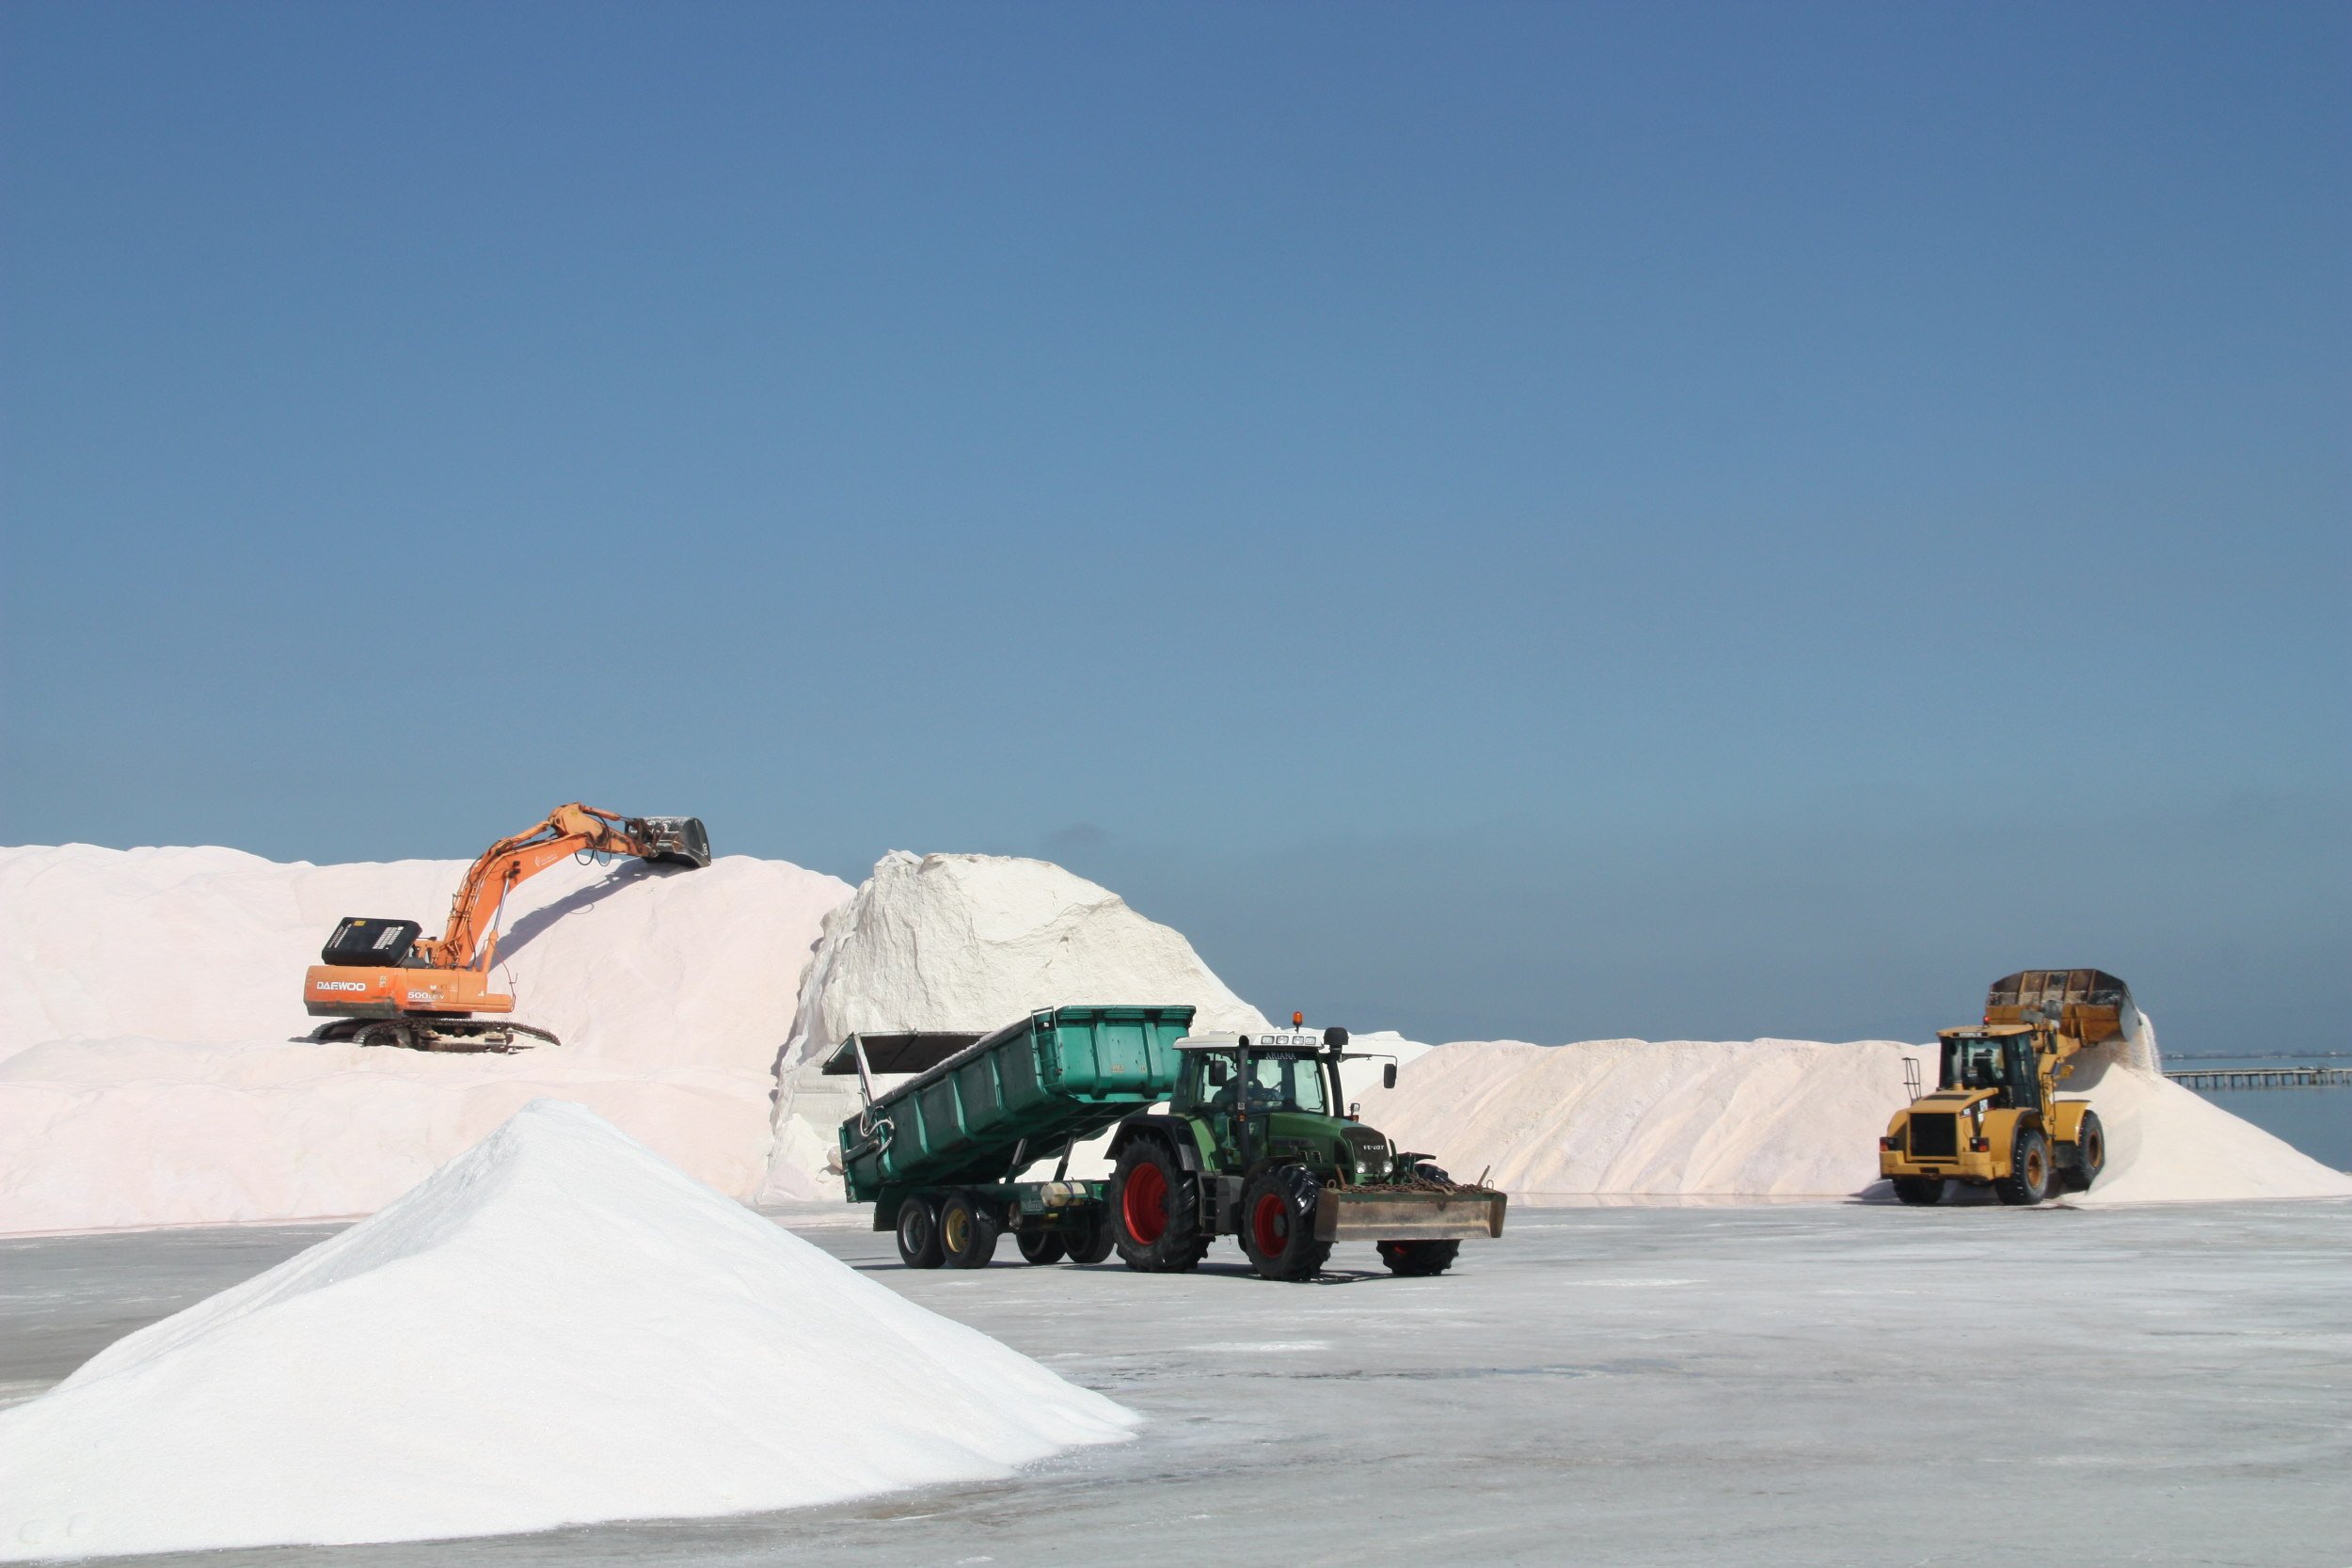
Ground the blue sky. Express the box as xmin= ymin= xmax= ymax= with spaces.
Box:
xmin=4 ymin=3 xmax=2344 ymax=1053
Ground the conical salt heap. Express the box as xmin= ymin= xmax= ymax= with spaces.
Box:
xmin=0 ymin=1101 xmax=1136 ymax=1560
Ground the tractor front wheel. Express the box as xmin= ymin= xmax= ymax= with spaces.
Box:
xmin=1994 ymin=1128 xmax=2053 ymax=1206
xmin=1240 ymin=1165 xmax=1333 ymax=1282
xmin=1376 ymin=1239 xmax=1459 ymax=1276
xmin=1891 ymin=1177 xmax=1944 ymax=1206
xmin=1111 ymin=1139 xmax=1206 ymax=1273
xmin=896 ymin=1196 xmax=945 ymax=1269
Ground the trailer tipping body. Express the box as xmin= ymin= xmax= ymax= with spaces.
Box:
xmin=831 ymin=1005 xmax=1194 ymax=1223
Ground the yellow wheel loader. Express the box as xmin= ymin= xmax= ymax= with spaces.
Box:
xmin=1879 ymin=970 xmax=2132 ymax=1206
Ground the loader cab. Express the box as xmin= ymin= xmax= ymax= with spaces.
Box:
xmin=1937 ymin=1028 xmax=2043 ymax=1114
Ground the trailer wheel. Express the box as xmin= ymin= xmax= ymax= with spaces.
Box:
xmin=1376 ymin=1240 xmax=1459 ymax=1276
xmin=1891 ymin=1177 xmax=1943 ymax=1206
xmin=1111 ymin=1139 xmax=1204 ymax=1273
xmin=1240 ymin=1165 xmax=1333 ymax=1282
xmin=940 ymin=1194 xmax=1000 ymax=1268
xmin=896 ymin=1196 xmax=945 ymax=1269
xmin=1994 ymin=1128 xmax=2052 ymax=1206
xmin=1016 ymin=1229 xmax=1067 ymax=1265
xmin=1061 ymin=1207 xmax=1117 ymax=1265
xmin=2058 ymin=1110 xmax=2106 ymax=1193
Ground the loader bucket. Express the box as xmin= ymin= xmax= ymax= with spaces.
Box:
xmin=636 ymin=816 xmax=712 ymax=868
xmin=1984 ymin=969 xmax=2137 ymax=1042
xmin=1313 ymin=1185 xmax=1508 ymax=1244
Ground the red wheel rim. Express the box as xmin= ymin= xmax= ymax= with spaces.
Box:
xmin=1121 ymin=1161 xmax=1168 ymax=1244
xmin=1252 ymin=1191 xmax=1290 ymax=1257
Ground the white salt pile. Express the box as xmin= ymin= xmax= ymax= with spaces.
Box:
xmin=2064 ymin=1048 xmax=2352 ymax=1204
xmin=760 ymin=851 xmax=1269 ymax=1197
xmin=1357 ymin=1037 xmax=1936 ymax=1197
xmin=0 ymin=844 xmax=850 ymax=1232
xmin=1357 ymin=1014 xmax=2352 ymax=1203
xmin=0 ymin=1101 xmax=1137 ymax=1560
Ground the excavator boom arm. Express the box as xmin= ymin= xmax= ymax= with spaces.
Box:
xmin=411 ymin=804 xmax=707 ymax=970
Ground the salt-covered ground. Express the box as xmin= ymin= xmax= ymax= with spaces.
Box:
xmin=4 ymin=1198 xmax=2344 ymax=1566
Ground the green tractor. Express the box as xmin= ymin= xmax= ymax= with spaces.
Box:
xmin=1104 ymin=1024 xmax=1507 ymax=1281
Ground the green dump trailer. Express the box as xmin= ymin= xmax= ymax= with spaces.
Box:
xmin=830 ymin=1005 xmax=1195 ymax=1270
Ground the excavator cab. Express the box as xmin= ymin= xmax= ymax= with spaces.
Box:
xmin=319 ymin=917 xmax=425 ymax=968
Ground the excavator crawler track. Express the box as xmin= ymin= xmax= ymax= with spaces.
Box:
xmin=308 ymin=1018 xmax=561 ymax=1053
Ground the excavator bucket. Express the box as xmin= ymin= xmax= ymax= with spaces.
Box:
xmin=633 ymin=816 xmax=711 ymax=869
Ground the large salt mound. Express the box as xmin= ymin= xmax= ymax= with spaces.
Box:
xmin=0 ymin=844 xmax=850 ymax=1232
xmin=0 ymin=1101 xmax=1137 ymax=1560
xmin=761 ymin=851 xmax=1269 ymax=1197
xmin=2062 ymin=1051 xmax=2352 ymax=1204
xmin=1357 ymin=1037 xmax=1937 ymax=1196
xmin=1358 ymin=1019 xmax=2352 ymax=1203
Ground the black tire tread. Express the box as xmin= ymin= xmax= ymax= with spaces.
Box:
xmin=1111 ymin=1138 xmax=1205 ymax=1274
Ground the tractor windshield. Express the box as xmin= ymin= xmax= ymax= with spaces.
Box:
xmin=1244 ymin=1052 xmax=1329 ymax=1115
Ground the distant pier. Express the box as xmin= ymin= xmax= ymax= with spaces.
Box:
xmin=2164 ymin=1066 xmax=2352 ymax=1092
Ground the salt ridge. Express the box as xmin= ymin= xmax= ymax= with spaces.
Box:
xmin=0 ymin=844 xmax=850 ymax=1231
xmin=1354 ymin=1014 xmax=2351 ymax=1203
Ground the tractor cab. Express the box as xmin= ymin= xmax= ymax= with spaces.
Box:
xmin=1172 ymin=1035 xmax=1338 ymax=1117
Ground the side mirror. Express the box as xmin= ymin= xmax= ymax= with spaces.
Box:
xmin=1383 ymin=1063 xmax=1397 ymax=1089
xmin=1206 ymin=1058 xmax=1231 ymax=1086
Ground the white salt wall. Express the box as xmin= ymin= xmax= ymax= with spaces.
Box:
xmin=0 ymin=1101 xmax=1136 ymax=1560
xmin=1357 ymin=1013 xmax=2350 ymax=1203
xmin=0 ymin=845 xmax=850 ymax=1231
xmin=1356 ymin=1037 xmax=1936 ymax=1196
xmin=762 ymin=851 xmax=1269 ymax=1198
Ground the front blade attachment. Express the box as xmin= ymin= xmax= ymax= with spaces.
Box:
xmin=1313 ymin=1184 xmax=1508 ymax=1243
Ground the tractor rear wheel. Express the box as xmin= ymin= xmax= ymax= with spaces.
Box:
xmin=1062 ymin=1206 xmax=1117 ymax=1265
xmin=2058 ymin=1110 xmax=2106 ymax=1193
xmin=1376 ymin=1240 xmax=1459 ymax=1276
xmin=896 ymin=1196 xmax=945 ymax=1269
xmin=1240 ymin=1165 xmax=1333 ymax=1282
xmin=1016 ymin=1229 xmax=1067 ymax=1265
xmin=1994 ymin=1128 xmax=2053 ymax=1206
xmin=1111 ymin=1139 xmax=1205 ymax=1273
xmin=940 ymin=1193 xmax=1000 ymax=1268
xmin=1891 ymin=1177 xmax=1944 ymax=1206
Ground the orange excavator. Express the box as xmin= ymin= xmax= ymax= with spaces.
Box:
xmin=303 ymin=804 xmax=710 ymax=1052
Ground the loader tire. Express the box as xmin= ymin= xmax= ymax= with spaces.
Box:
xmin=2058 ymin=1110 xmax=2106 ymax=1193
xmin=1112 ymin=1139 xmax=1204 ymax=1273
xmin=1376 ymin=1240 xmax=1460 ymax=1276
xmin=896 ymin=1196 xmax=945 ymax=1269
xmin=1240 ymin=1165 xmax=1333 ymax=1282
xmin=1994 ymin=1128 xmax=2053 ymax=1206
xmin=940 ymin=1193 xmax=1000 ymax=1268
xmin=1062 ymin=1206 xmax=1118 ymax=1265
xmin=1016 ymin=1229 xmax=1067 ymax=1266
xmin=1891 ymin=1177 xmax=1944 ymax=1206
